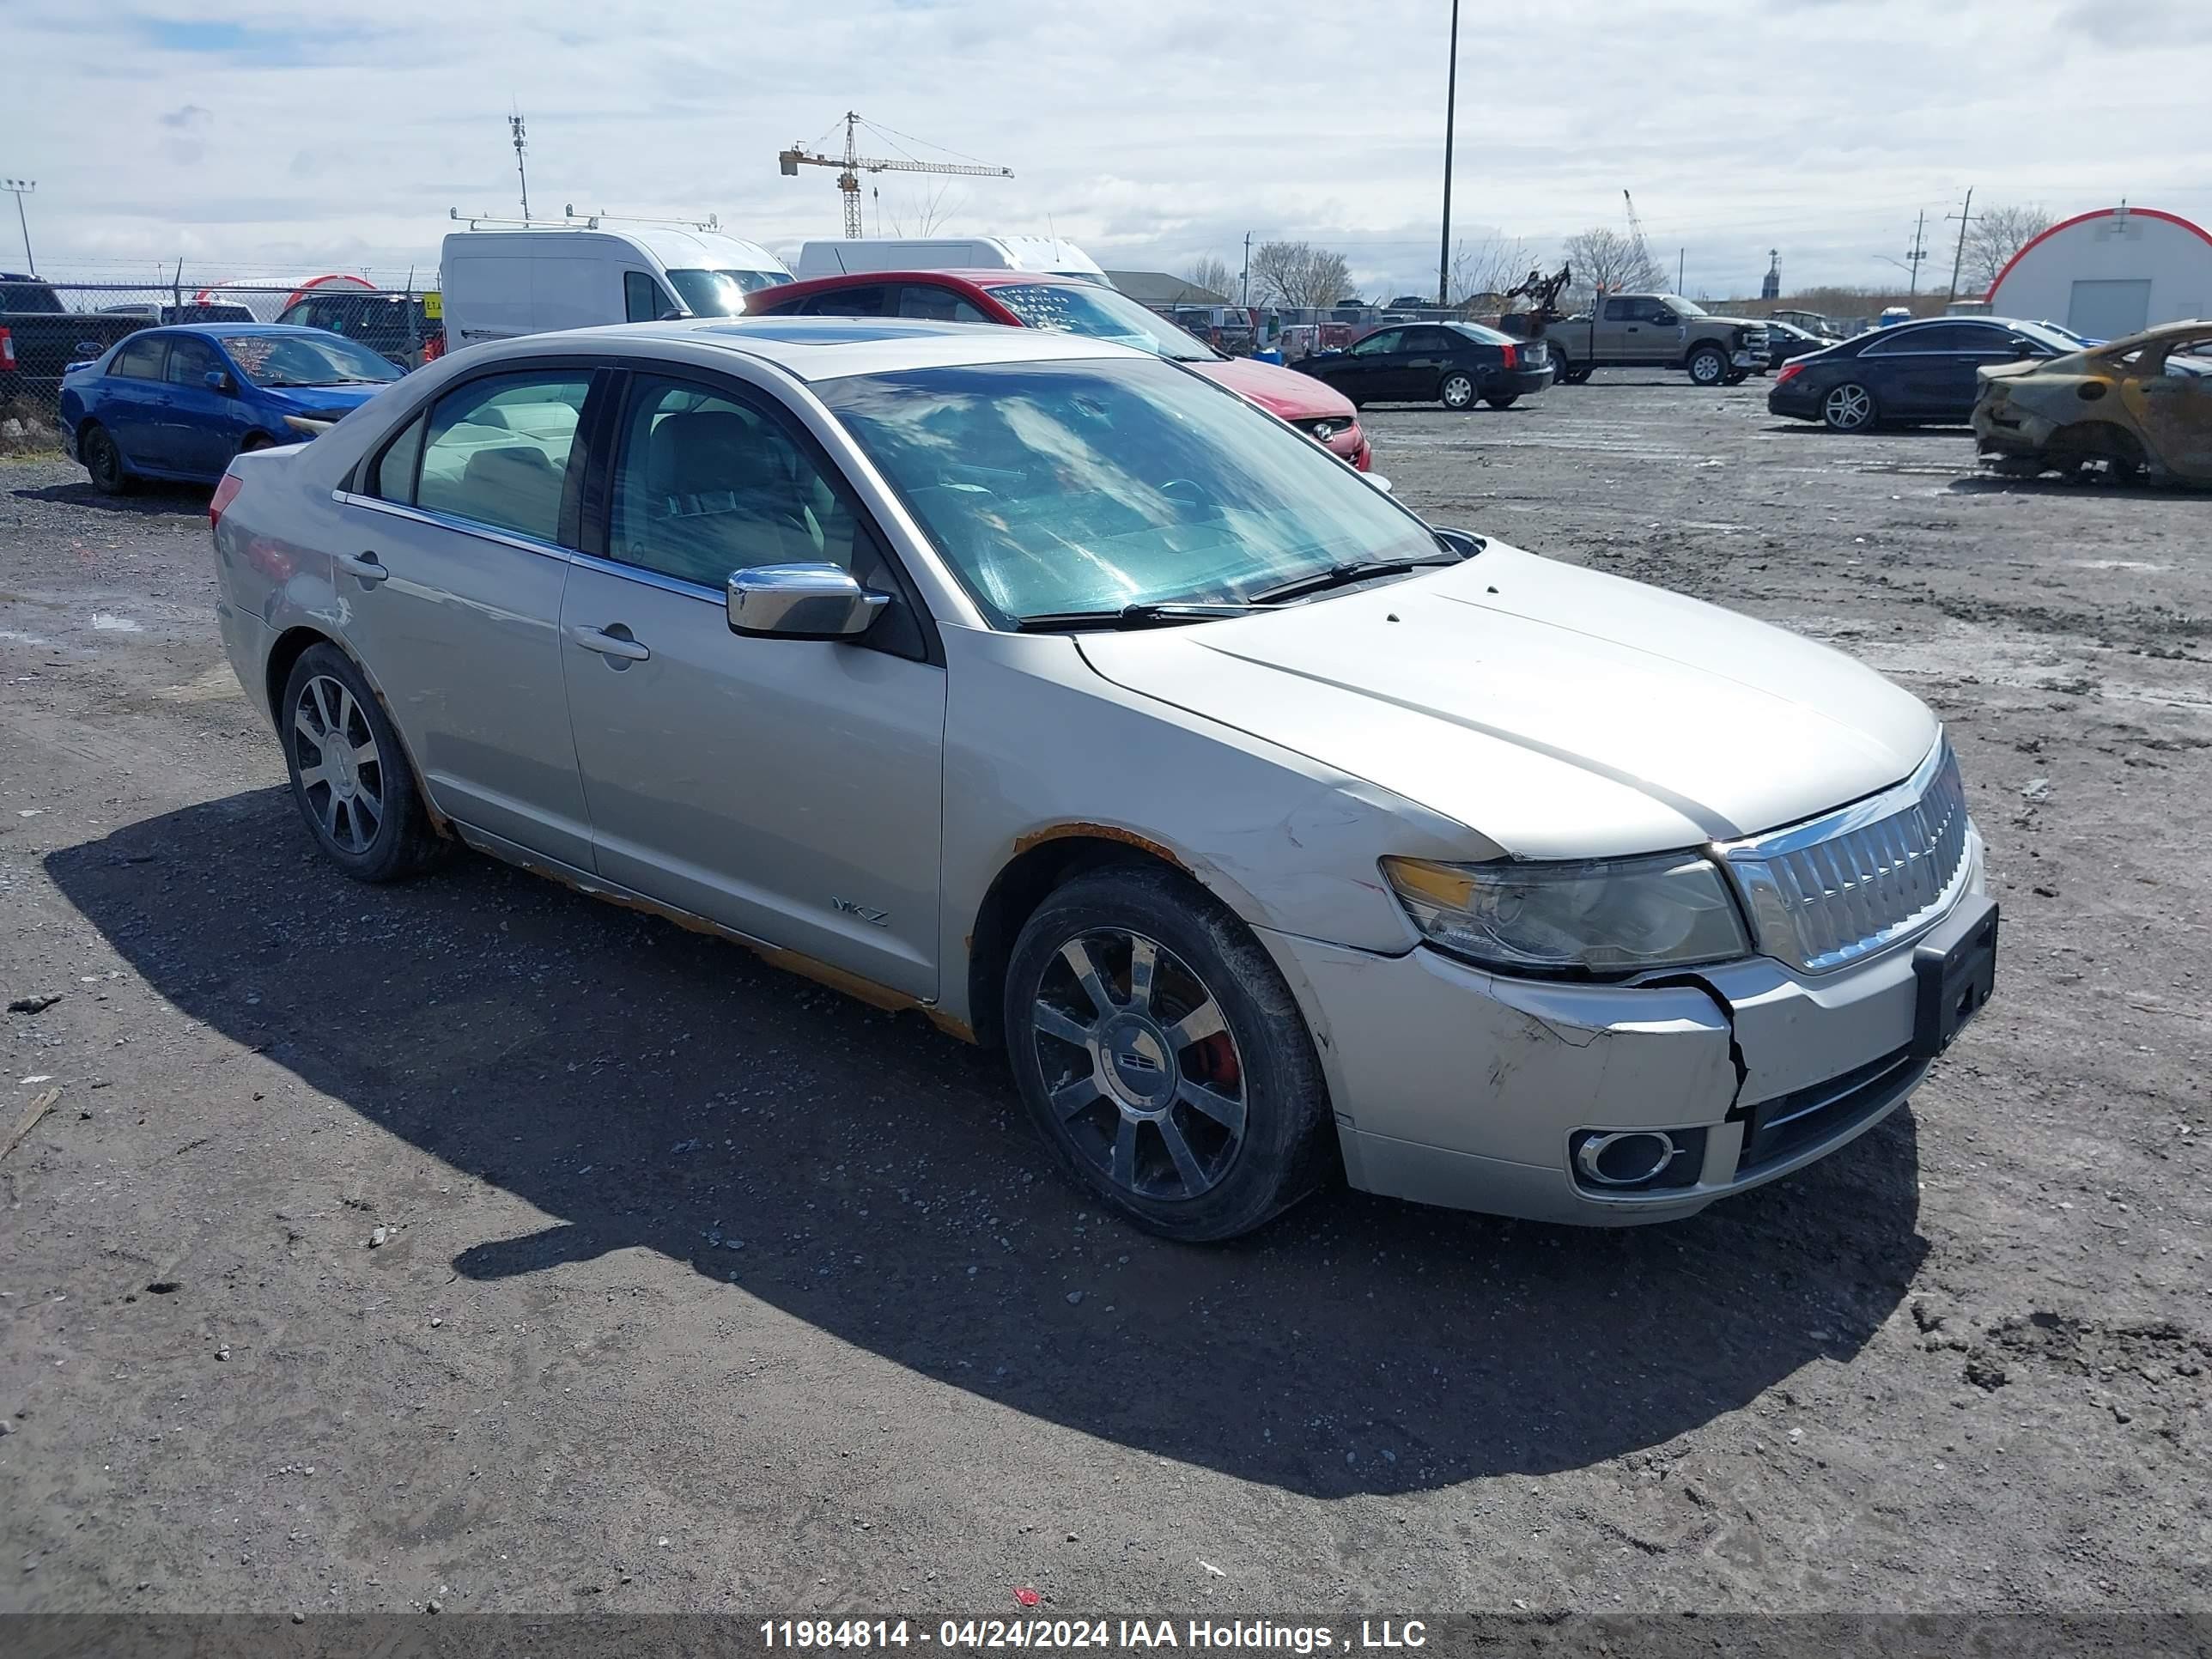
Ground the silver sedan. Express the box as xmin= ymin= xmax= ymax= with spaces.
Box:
xmin=209 ymin=319 xmax=1996 ymax=1241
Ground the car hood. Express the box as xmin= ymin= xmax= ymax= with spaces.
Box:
xmin=1077 ymin=544 xmax=1937 ymax=860
xmin=1190 ymin=356 xmax=1357 ymax=422
xmin=260 ymin=383 xmax=390 ymax=422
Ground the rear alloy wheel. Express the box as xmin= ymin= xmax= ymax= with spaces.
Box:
xmin=1822 ymin=382 xmax=1878 ymax=432
xmin=1687 ymin=345 xmax=1728 ymax=386
xmin=1439 ymin=372 xmax=1477 ymax=410
xmin=281 ymin=643 xmax=446 ymax=883
xmin=81 ymin=424 xmax=131 ymax=495
xmin=1004 ymin=866 xmax=1333 ymax=1241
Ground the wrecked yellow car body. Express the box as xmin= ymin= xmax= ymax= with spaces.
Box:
xmin=1972 ymin=319 xmax=2212 ymax=483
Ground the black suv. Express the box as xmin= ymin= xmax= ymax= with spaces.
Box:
xmin=275 ymin=290 xmax=443 ymax=368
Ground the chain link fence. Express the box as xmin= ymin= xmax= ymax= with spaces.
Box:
xmin=2 ymin=278 xmax=442 ymax=411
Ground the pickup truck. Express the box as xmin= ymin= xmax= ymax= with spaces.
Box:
xmin=1540 ymin=295 xmax=1769 ymax=386
xmin=1 ymin=276 xmax=149 ymax=406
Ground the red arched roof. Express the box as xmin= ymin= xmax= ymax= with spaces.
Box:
xmin=1985 ymin=207 xmax=2212 ymax=301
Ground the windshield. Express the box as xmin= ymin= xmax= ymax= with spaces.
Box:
xmin=2012 ymin=320 xmax=2088 ymax=354
xmin=983 ymin=283 xmax=1219 ymax=363
xmin=1657 ymin=295 xmax=1708 ymax=317
xmin=665 ymin=267 xmax=786 ymax=315
xmin=819 ymin=357 xmax=1437 ymax=625
xmin=225 ymin=333 xmax=403 ymax=388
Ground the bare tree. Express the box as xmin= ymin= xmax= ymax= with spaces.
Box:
xmin=883 ymin=183 xmax=961 ymax=238
xmin=1447 ymin=233 xmax=1535 ymax=308
xmin=1184 ymin=255 xmax=1234 ymax=301
xmin=1962 ymin=204 xmax=2054 ymax=295
xmin=1249 ymin=240 xmax=1353 ymax=307
xmin=1561 ymin=226 xmax=1662 ymax=299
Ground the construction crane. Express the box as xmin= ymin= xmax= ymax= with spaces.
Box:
xmin=1623 ymin=190 xmax=1657 ymax=288
xmin=778 ymin=112 xmax=1013 ymax=239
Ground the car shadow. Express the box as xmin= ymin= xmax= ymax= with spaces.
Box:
xmin=1948 ymin=474 xmax=2196 ymax=500
xmin=47 ymin=791 xmax=1929 ymax=1498
xmin=9 ymin=478 xmax=211 ymax=514
xmin=1758 ymin=422 xmax=1970 ymax=439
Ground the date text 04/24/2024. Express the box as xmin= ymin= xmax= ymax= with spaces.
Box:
xmin=758 ymin=1620 xmax=1429 ymax=1650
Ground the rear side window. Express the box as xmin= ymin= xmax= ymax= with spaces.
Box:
xmin=414 ymin=372 xmax=593 ymax=544
xmin=112 ymin=337 xmax=167 ymax=380
xmin=368 ymin=413 xmax=428 ymax=502
xmin=624 ymin=270 xmax=671 ymax=324
xmin=802 ymin=285 xmax=889 ymax=318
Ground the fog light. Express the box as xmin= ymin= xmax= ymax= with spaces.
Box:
xmin=1569 ymin=1127 xmax=1707 ymax=1192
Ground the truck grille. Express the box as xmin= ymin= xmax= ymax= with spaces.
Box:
xmin=1719 ymin=743 xmax=1972 ymax=974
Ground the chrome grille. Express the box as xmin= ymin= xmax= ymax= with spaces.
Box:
xmin=1720 ymin=744 xmax=1973 ymax=974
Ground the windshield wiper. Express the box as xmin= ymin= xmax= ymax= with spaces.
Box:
xmin=1250 ymin=549 xmax=1466 ymax=605
xmin=1014 ymin=600 xmax=1264 ymax=633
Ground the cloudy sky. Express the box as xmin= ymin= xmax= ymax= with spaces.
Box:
xmin=9 ymin=0 xmax=2209 ymax=301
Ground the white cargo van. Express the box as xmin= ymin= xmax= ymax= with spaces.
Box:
xmin=792 ymin=235 xmax=1109 ymax=284
xmin=441 ymin=225 xmax=794 ymax=349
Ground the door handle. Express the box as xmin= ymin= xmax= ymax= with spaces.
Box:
xmin=571 ymin=625 xmax=650 ymax=662
xmin=335 ymin=551 xmax=389 ymax=585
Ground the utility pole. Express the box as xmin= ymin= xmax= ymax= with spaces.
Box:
xmin=1905 ymin=209 xmax=1928 ymax=295
xmin=1241 ymin=230 xmax=1252 ymax=307
xmin=2 ymin=179 xmax=33 ymax=275
xmin=1677 ymin=247 xmax=1685 ymax=294
xmin=1437 ymin=0 xmax=1459 ymax=307
xmin=1945 ymin=189 xmax=1976 ymax=300
xmin=509 ymin=111 xmax=531 ymax=221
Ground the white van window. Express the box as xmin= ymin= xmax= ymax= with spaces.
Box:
xmin=624 ymin=270 xmax=672 ymax=324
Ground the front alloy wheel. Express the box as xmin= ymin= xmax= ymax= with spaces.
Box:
xmin=1004 ymin=866 xmax=1333 ymax=1240
xmin=1688 ymin=345 xmax=1727 ymax=385
xmin=1440 ymin=372 xmax=1476 ymax=410
xmin=1823 ymin=382 xmax=1876 ymax=432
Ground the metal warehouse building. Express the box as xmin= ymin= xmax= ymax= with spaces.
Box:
xmin=1986 ymin=205 xmax=2212 ymax=338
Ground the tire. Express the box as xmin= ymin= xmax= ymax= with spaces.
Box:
xmin=2056 ymin=424 xmax=2145 ymax=483
xmin=1687 ymin=344 xmax=1728 ymax=386
xmin=280 ymin=643 xmax=446 ymax=883
xmin=1821 ymin=382 xmax=1879 ymax=432
xmin=1439 ymin=371 xmax=1477 ymax=410
xmin=1002 ymin=864 xmax=1334 ymax=1242
xmin=80 ymin=423 xmax=133 ymax=495
xmin=239 ymin=432 xmax=276 ymax=457
xmin=1722 ymin=368 xmax=1750 ymax=386
xmin=1559 ymin=362 xmax=1591 ymax=386
xmin=1484 ymin=394 xmax=1518 ymax=410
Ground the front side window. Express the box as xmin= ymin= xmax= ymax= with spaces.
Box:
xmin=624 ymin=270 xmax=672 ymax=324
xmin=819 ymin=357 xmax=1437 ymax=624
xmin=896 ymin=285 xmax=990 ymax=324
xmin=1346 ymin=329 xmax=1401 ymax=357
xmin=414 ymin=371 xmax=592 ymax=543
xmin=610 ymin=376 xmax=883 ymax=591
xmin=112 ymin=337 xmax=168 ymax=380
xmin=163 ymin=337 xmax=221 ymax=386
xmin=983 ymin=283 xmax=1217 ymax=362
xmin=224 ymin=333 xmax=402 ymax=388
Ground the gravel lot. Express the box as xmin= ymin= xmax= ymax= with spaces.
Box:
xmin=2 ymin=376 xmax=2206 ymax=1620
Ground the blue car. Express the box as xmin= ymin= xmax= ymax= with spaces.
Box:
xmin=58 ymin=323 xmax=404 ymax=494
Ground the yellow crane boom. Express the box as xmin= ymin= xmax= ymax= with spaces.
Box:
xmin=778 ymin=112 xmax=1013 ymax=239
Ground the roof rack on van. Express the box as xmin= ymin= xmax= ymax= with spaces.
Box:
xmin=446 ymin=207 xmax=727 ymax=233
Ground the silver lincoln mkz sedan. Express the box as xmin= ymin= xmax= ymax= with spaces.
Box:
xmin=210 ymin=318 xmax=1997 ymax=1241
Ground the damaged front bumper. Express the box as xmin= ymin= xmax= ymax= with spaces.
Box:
xmin=1260 ymin=833 xmax=1985 ymax=1224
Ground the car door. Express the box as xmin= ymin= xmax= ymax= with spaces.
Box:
xmin=557 ymin=368 xmax=947 ymax=999
xmin=331 ymin=363 xmax=602 ymax=870
xmin=99 ymin=334 xmax=171 ymax=468
xmin=1596 ymin=297 xmax=1638 ymax=362
xmin=155 ymin=334 xmax=239 ymax=477
xmin=1329 ymin=328 xmax=1401 ymax=404
xmin=1396 ymin=327 xmax=1455 ymax=398
xmin=2127 ymin=339 xmax=2212 ymax=478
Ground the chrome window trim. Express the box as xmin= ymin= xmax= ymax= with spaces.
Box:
xmin=565 ymin=547 xmax=723 ymax=605
xmin=331 ymin=490 xmax=574 ymax=565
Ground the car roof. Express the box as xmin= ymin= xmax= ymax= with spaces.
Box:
xmin=134 ymin=322 xmax=339 ymax=339
xmin=514 ymin=316 xmax=1144 ymax=381
xmin=772 ymin=268 xmax=1091 ymax=297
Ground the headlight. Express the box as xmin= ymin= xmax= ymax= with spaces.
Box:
xmin=1380 ymin=853 xmax=1751 ymax=977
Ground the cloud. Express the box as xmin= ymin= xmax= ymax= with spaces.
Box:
xmin=8 ymin=0 xmax=2208 ymax=299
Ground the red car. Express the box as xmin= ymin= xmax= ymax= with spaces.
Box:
xmin=748 ymin=270 xmax=1372 ymax=471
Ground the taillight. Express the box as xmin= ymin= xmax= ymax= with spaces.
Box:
xmin=1500 ymin=342 xmax=1517 ymax=370
xmin=0 ymin=327 xmax=15 ymax=373
xmin=210 ymin=471 xmax=246 ymax=528
xmin=1776 ymin=362 xmax=1805 ymax=386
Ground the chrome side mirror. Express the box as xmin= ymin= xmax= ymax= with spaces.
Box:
xmin=726 ymin=562 xmax=888 ymax=640
xmin=1361 ymin=471 xmax=1394 ymax=495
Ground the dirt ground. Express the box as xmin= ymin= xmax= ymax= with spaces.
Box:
xmin=2 ymin=376 xmax=2206 ymax=1621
